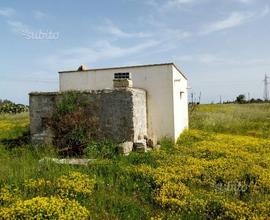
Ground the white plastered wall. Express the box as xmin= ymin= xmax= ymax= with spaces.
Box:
xmin=59 ymin=64 xmax=176 ymax=141
xmin=172 ymin=65 xmax=189 ymax=141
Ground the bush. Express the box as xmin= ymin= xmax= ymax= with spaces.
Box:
xmin=24 ymin=172 xmax=96 ymax=199
xmin=0 ymin=185 xmax=21 ymax=206
xmin=0 ymin=196 xmax=89 ymax=219
xmin=0 ymin=100 xmax=28 ymax=114
xmin=48 ymin=91 xmax=102 ymax=155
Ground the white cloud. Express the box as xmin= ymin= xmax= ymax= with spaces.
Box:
xmin=149 ymin=0 xmax=195 ymax=7
xmin=42 ymin=39 xmax=160 ymax=70
xmin=6 ymin=20 xmax=30 ymax=34
xmin=174 ymin=54 xmax=219 ymax=64
xmin=174 ymin=53 xmax=270 ymax=67
xmin=0 ymin=7 xmax=15 ymax=17
xmin=145 ymin=0 xmax=159 ymax=7
xmin=198 ymin=54 xmax=218 ymax=64
xmin=98 ymin=20 xmax=151 ymax=38
xmin=33 ymin=10 xmax=47 ymax=20
xmin=0 ymin=8 xmax=30 ymax=35
xmin=201 ymin=5 xmax=269 ymax=34
xmin=201 ymin=11 xmax=253 ymax=34
xmin=3 ymin=11 xmax=57 ymax=39
xmin=237 ymin=0 xmax=255 ymax=4
xmin=130 ymin=28 xmax=192 ymax=58
xmin=145 ymin=0 xmax=198 ymax=12
xmin=1 ymin=8 xmax=49 ymax=37
xmin=261 ymin=5 xmax=269 ymax=17
xmin=174 ymin=55 xmax=193 ymax=62
xmin=165 ymin=0 xmax=195 ymax=8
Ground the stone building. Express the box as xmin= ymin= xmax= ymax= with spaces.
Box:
xmin=29 ymin=87 xmax=147 ymax=145
xmin=30 ymin=62 xmax=188 ymax=148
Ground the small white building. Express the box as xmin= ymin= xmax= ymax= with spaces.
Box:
xmin=59 ymin=63 xmax=188 ymax=142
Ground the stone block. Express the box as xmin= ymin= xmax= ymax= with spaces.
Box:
xmin=134 ymin=139 xmax=147 ymax=153
xmin=146 ymin=136 xmax=158 ymax=148
xmin=113 ymin=79 xmax=133 ymax=88
xmin=31 ymin=130 xmax=53 ymax=145
xmin=118 ymin=142 xmax=133 ymax=155
xmin=39 ymin=157 xmax=96 ymax=166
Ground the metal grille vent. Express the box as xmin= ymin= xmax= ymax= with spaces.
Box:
xmin=114 ymin=72 xmax=131 ymax=79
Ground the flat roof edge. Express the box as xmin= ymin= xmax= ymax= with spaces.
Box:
xmin=172 ymin=63 xmax=188 ymax=80
xmin=58 ymin=62 xmax=187 ymax=80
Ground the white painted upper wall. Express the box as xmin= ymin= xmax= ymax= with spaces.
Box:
xmin=59 ymin=63 xmax=188 ymax=142
xmin=172 ymin=65 xmax=189 ymax=141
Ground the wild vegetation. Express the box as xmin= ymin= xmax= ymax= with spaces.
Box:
xmin=0 ymin=100 xmax=28 ymax=114
xmin=0 ymin=103 xmax=270 ymax=219
xmin=49 ymin=91 xmax=102 ymax=155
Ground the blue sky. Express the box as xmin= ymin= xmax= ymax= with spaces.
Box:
xmin=0 ymin=0 xmax=269 ymax=104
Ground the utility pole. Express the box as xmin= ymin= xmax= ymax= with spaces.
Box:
xmin=198 ymin=92 xmax=202 ymax=104
xmin=263 ymin=74 xmax=270 ymax=101
xmin=219 ymin=95 xmax=222 ymax=104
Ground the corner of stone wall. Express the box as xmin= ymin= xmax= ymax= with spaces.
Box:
xmin=131 ymin=88 xmax=147 ymax=142
xmin=29 ymin=88 xmax=149 ymax=147
xmin=29 ymin=92 xmax=58 ymax=144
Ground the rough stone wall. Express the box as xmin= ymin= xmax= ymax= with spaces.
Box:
xmin=132 ymin=89 xmax=147 ymax=141
xmin=29 ymin=92 xmax=57 ymax=143
xmin=29 ymin=88 xmax=147 ymax=143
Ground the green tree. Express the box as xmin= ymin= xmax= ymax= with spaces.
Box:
xmin=236 ymin=94 xmax=246 ymax=104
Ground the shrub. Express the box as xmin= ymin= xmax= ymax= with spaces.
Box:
xmin=0 ymin=185 xmax=21 ymax=206
xmin=205 ymin=200 xmax=226 ymax=219
xmin=24 ymin=171 xmax=96 ymax=199
xmin=0 ymin=101 xmax=28 ymax=114
xmin=155 ymin=182 xmax=191 ymax=208
xmin=48 ymin=91 xmax=102 ymax=155
xmin=56 ymin=171 xmax=96 ymax=198
xmin=0 ymin=196 xmax=89 ymax=219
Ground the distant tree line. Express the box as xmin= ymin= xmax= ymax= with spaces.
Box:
xmin=0 ymin=99 xmax=29 ymax=114
xmin=189 ymin=94 xmax=270 ymax=105
xmin=223 ymin=94 xmax=270 ymax=104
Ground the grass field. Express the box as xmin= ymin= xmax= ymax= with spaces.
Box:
xmin=0 ymin=113 xmax=29 ymax=140
xmin=0 ymin=104 xmax=270 ymax=219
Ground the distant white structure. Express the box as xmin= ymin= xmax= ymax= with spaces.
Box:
xmin=59 ymin=63 xmax=188 ymax=142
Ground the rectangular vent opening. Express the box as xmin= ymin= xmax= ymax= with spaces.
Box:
xmin=114 ymin=72 xmax=131 ymax=79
